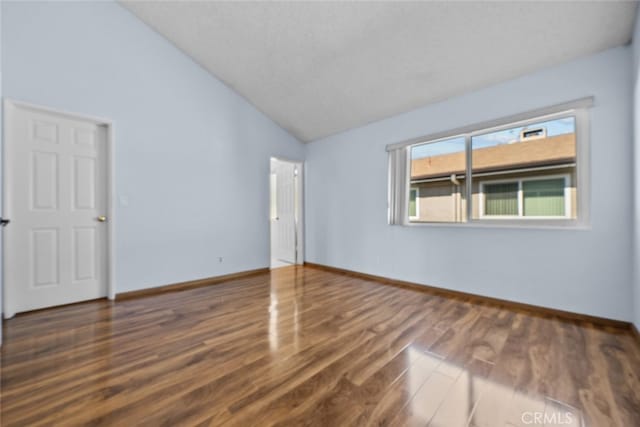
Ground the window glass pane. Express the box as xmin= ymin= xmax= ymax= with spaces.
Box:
xmin=471 ymin=116 xmax=576 ymax=220
xmin=484 ymin=182 xmax=518 ymax=216
xmin=523 ymin=178 xmax=565 ymax=216
xmin=409 ymin=189 xmax=417 ymax=217
xmin=410 ymin=137 xmax=466 ymax=223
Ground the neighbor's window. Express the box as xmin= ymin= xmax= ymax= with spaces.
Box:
xmin=405 ymin=110 xmax=582 ymax=225
xmin=523 ymin=177 xmax=567 ymax=217
xmin=409 ymin=188 xmax=419 ymax=219
xmin=483 ymin=182 xmax=519 ymax=216
xmin=480 ymin=176 xmax=569 ymax=218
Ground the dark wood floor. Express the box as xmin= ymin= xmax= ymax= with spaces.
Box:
xmin=1 ymin=266 xmax=639 ymax=426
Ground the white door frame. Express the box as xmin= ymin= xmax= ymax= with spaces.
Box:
xmin=269 ymin=157 xmax=304 ymax=267
xmin=2 ymin=99 xmax=116 ymax=317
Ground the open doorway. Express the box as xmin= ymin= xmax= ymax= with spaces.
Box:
xmin=270 ymin=157 xmax=303 ymax=269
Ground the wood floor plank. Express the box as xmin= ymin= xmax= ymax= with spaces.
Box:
xmin=1 ymin=266 xmax=639 ymax=426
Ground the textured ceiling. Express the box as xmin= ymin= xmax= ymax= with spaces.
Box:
xmin=120 ymin=1 xmax=638 ymax=142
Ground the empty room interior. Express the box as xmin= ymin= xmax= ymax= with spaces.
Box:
xmin=2 ymin=0 xmax=640 ymax=426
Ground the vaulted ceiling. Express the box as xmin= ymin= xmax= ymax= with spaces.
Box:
xmin=121 ymin=1 xmax=637 ymax=142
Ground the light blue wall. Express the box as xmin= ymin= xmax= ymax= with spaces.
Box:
xmin=306 ymin=46 xmax=634 ymax=321
xmin=2 ymin=1 xmax=304 ymax=293
xmin=632 ymin=6 xmax=640 ymax=330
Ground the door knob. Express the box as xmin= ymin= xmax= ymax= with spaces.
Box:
xmin=97 ymin=216 xmax=108 ymax=222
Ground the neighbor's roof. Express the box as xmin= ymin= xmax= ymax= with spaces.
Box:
xmin=410 ymin=133 xmax=576 ymax=180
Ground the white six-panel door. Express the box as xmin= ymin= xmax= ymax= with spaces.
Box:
xmin=4 ymin=103 xmax=108 ymax=317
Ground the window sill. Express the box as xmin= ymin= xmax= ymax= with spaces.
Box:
xmin=404 ymin=220 xmax=590 ymax=231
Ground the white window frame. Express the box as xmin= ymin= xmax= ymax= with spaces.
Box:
xmin=409 ymin=187 xmax=420 ymax=220
xmin=393 ymin=97 xmax=591 ymax=229
xmin=479 ymin=174 xmax=571 ymax=220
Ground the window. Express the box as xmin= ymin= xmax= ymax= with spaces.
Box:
xmin=469 ymin=115 xmax=576 ymax=222
xmin=409 ymin=188 xmax=419 ymax=219
xmin=410 ymin=137 xmax=466 ymax=223
xmin=483 ymin=182 xmax=518 ymax=216
xmin=388 ymin=98 xmax=590 ymax=226
xmin=480 ymin=176 xmax=569 ymax=218
xmin=523 ymin=177 xmax=567 ymax=217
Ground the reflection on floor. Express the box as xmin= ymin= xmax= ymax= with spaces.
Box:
xmin=270 ymin=258 xmax=295 ymax=269
xmin=0 ymin=266 xmax=638 ymax=426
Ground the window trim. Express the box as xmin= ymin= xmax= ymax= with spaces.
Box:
xmin=409 ymin=187 xmax=420 ymax=220
xmin=479 ymin=174 xmax=571 ymax=220
xmin=399 ymin=100 xmax=590 ymax=228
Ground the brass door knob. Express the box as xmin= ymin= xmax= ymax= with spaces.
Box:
xmin=97 ymin=216 xmax=108 ymax=222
